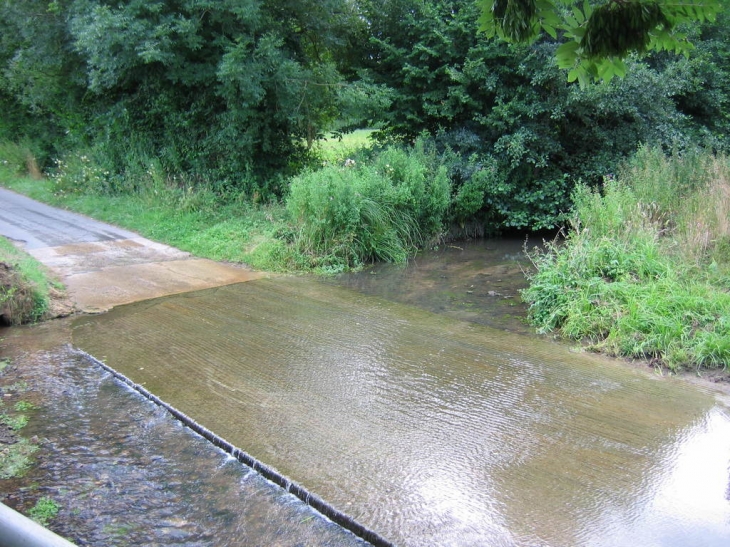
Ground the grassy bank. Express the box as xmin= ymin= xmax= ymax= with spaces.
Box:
xmin=2 ymin=131 xmax=454 ymax=273
xmin=522 ymin=146 xmax=730 ymax=371
xmin=2 ymin=129 xmax=565 ymax=274
xmin=1 ymin=170 xmax=297 ymax=272
xmin=0 ymin=131 xmax=384 ymax=275
xmin=3 ymin=138 xmax=729 ymax=371
xmin=0 ymin=237 xmax=56 ymax=325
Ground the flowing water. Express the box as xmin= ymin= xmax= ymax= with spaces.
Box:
xmin=0 ymin=322 xmax=368 ymax=546
xmin=323 ymin=237 xmax=534 ymax=334
xmin=67 ymin=239 xmax=730 ymax=547
xmin=3 ymin=238 xmax=730 ymax=546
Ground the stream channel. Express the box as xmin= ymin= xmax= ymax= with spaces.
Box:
xmin=2 ymin=238 xmax=730 ymax=546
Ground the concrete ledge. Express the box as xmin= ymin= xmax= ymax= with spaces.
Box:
xmin=63 ymin=259 xmax=265 ymax=312
xmin=0 ymin=502 xmax=77 ymax=547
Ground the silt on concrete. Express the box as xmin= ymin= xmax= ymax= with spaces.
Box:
xmin=0 ymin=187 xmax=263 ymax=313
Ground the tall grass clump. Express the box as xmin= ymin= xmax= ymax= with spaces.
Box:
xmin=287 ymin=139 xmax=450 ymax=271
xmin=523 ymin=146 xmax=730 ymax=371
xmin=617 ymin=145 xmax=730 ymax=267
xmin=0 ymin=238 xmax=52 ymax=325
xmin=0 ymin=140 xmax=42 ymax=179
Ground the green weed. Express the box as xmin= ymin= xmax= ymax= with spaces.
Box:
xmin=14 ymin=401 xmax=36 ymax=412
xmin=0 ymin=140 xmax=42 ymax=179
xmin=0 ymin=437 xmax=38 ymax=479
xmin=29 ymin=497 xmax=60 ymax=527
xmin=2 ymin=414 xmax=29 ymax=431
xmin=523 ymin=148 xmax=730 ymax=371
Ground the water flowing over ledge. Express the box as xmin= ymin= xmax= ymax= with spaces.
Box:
xmin=72 ymin=347 xmax=394 ymax=547
xmin=71 ymin=275 xmax=730 ymax=546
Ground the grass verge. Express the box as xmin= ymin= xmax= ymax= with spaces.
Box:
xmin=1 ymin=168 xmax=300 ymax=272
xmin=0 ymin=236 xmax=54 ymax=325
xmin=0 ymin=130 xmax=434 ymax=274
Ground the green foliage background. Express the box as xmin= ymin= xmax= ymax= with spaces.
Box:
xmin=355 ymin=0 xmax=730 ymax=232
xmin=0 ymin=0 xmax=729 ymax=246
xmin=0 ymin=0 xmax=376 ymax=194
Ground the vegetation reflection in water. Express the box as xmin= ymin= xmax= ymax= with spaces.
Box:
xmin=72 ymin=262 xmax=730 ymax=547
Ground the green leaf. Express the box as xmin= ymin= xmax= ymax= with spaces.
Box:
xmin=613 ymin=59 xmax=627 ymax=78
xmin=556 ymin=40 xmax=579 ymax=69
xmin=572 ymin=6 xmax=585 ymax=24
xmin=542 ymin=23 xmax=557 ymax=39
xmin=597 ymin=60 xmax=616 ymax=83
xmin=583 ymin=0 xmax=593 ymax=19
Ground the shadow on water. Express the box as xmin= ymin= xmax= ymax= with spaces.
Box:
xmin=323 ymin=237 xmax=536 ymax=335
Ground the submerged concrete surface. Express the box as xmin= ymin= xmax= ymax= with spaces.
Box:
xmin=0 ymin=187 xmax=263 ymax=312
xmin=73 ymin=278 xmax=730 ymax=547
xmin=0 ymin=325 xmax=369 ymax=547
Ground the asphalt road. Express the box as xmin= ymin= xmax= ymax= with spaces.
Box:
xmin=0 ymin=187 xmax=263 ymax=312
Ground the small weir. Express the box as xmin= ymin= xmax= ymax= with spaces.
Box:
xmin=70 ymin=263 xmax=730 ymax=546
xmin=76 ymin=348 xmax=392 ymax=547
xmin=0 ymin=330 xmax=369 ymax=546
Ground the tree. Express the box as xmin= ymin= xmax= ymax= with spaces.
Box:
xmin=478 ymin=0 xmax=723 ymax=85
xmin=0 ymin=0 xmax=86 ymax=154
xmin=0 ymin=0 xmax=368 ymax=194
xmin=354 ymin=0 xmax=727 ymax=231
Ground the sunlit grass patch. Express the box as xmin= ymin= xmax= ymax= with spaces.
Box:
xmin=316 ymin=129 xmax=377 ymax=164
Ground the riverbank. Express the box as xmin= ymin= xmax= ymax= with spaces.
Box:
xmin=2 ymin=145 xmax=728 ymax=375
xmin=0 ymin=237 xmax=74 ymax=325
xmin=522 ymin=148 xmax=730 ymax=372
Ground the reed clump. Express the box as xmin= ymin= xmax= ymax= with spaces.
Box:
xmin=522 ymin=146 xmax=730 ymax=371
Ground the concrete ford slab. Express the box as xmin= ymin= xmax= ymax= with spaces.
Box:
xmin=0 ymin=188 xmax=263 ymax=312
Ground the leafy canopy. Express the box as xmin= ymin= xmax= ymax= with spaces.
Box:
xmin=478 ymin=0 xmax=723 ymax=85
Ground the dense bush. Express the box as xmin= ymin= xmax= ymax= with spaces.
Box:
xmin=355 ymin=0 xmax=730 ymax=231
xmin=0 ymin=0 xmax=373 ymax=193
xmin=1 ymin=0 xmax=729 ymax=249
xmin=287 ymin=140 xmax=450 ymax=270
xmin=522 ymin=149 xmax=730 ymax=370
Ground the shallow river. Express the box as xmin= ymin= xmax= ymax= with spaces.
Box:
xmin=3 ymin=238 xmax=730 ymax=546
